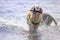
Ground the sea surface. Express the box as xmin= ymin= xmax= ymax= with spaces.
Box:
xmin=0 ymin=0 xmax=60 ymax=40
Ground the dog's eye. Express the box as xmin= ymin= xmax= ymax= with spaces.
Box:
xmin=30 ymin=10 xmax=33 ymax=11
xmin=39 ymin=8 xmax=42 ymax=13
xmin=33 ymin=8 xmax=35 ymax=12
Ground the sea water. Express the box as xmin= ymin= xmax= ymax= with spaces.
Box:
xmin=0 ymin=0 xmax=60 ymax=40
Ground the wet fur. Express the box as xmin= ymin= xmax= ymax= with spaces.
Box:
xmin=42 ymin=13 xmax=57 ymax=25
xmin=27 ymin=6 xmax=57 ymax=32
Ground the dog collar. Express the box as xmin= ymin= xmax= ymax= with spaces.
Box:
xmin=29 ymin=15 xmax=41 ymax=25
xmin=31 ymin=21 xmax=40 ymax=25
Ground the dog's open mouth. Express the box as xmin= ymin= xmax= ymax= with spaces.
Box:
xmin=30 ymin=8 xmax=42 ymax=14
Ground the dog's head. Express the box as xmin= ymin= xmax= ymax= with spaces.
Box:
xmin=29 ymin=6 xmax=43 ymax=14
xmin=29 ymin=6 xmax=43 ymax=22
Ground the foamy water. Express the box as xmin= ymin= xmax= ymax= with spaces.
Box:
xmin=0 ymin=0 xmax=60 ymax=40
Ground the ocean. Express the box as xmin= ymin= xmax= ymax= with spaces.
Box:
xmin=0 ymin=0 xmax=60 ymax=40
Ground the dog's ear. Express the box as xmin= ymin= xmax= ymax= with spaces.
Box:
xmin=29 ymin=6 xmax=35 ymax=11
xmin=39 ymin=8 xmax=43 ymax=13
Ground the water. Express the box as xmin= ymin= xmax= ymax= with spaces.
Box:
xmin=0 ymin=0 xmax=60 ymax=40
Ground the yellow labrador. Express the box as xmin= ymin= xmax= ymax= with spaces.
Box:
xmin=27 ymin=6 xmax=57 ymax=32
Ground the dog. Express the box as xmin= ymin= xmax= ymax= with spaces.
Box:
xmin=27 ymin=6 xmax=57 ymax=32
xmin=42 ymin=13 xmax=57 ymax=26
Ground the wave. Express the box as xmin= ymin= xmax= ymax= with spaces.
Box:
xmin=0 ymin=16 xmax=29 ymax=33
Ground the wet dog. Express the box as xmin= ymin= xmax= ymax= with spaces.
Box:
xmin=42 ymin=13 xmax=57 ymax=25
xmin=27 ymin=6 xmax=57 ymax=32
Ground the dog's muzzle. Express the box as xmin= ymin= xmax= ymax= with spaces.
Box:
xmin=30 ymin=7 xmax=42 ymax=14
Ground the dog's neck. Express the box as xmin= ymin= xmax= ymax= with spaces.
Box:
xmin=29 ymin=13 xmax=42 ymax=25
xmin=32 ymin=15 xmax=41 ymax=23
